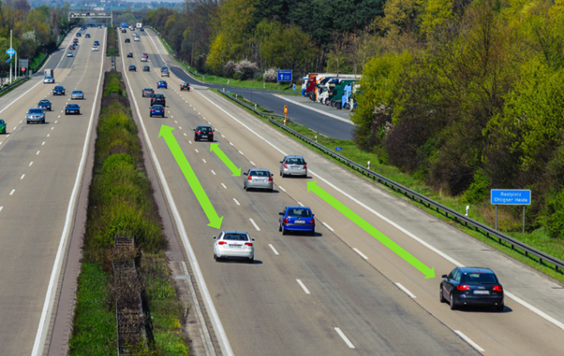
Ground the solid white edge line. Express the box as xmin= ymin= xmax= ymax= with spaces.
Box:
xmin=278 ymin=186 xmax=286 ymax=192
xmin=268 ymin=244 xmax=279 ymax=255
xmin=353 ymin=248 xmax=368 ymax=260
xmin=297 ymin=202 xmax=304 ymax=206
xmin=454 ymin=330 xmax=485 ymax=352
xmin=31 ymin=27 xmax=104 ymax=356
xmin=166 ymin=30 xmax=564 ymax=334
xmin=249 ymin=218 xmax=260 ymax=231
xmin=395 ymin=282 xmax=416 ymax=299
xmin=119 ymin=34 xmax=234 ymax=356
xmin=296 ymin=279 xmax=311 ymax=294
xmin=321 ymin=222 xmax=334 ymax=232
xmin=250 ymin=161 xmax=255 ymax=166
xmin=233 ymin=198 xmax=240 ymax=206
xmin=334 ymin=327 xmax=355 ymax=349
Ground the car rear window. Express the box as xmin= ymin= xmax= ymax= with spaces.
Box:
xmin=462 ymin=273 xmax=497 ymax=284
xmin=250 ymin=170 xmax=269 ymax=177
xmin=286 ymin=158 xmax=305 ymax=164
xmin=154 ymin=94 xmax=164 ymax=98
xmin=223 ymin=234 xmax=249 ymax=241
xmin=287 ymin=208 xmax=311 ymax=217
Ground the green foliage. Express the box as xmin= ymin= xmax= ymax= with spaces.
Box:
xmin=463 ymin=169 xmax=490 ymax=204
xmin=541 ymin=189 xmax=564 ymax=239
xmin=106 ymin=27 xmax=119 ymax=57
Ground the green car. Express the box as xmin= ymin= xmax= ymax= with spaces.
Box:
xmin=0 ymin=119 xmax=6 ymax=134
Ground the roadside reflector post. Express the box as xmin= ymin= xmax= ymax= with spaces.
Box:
xmin=284 ymin=105 xmax=288 ymax=125
xmin=315 ymin=135 xmax=317 ymax=142
xmin=367 ymin=161 xmax=370 ymax=169
xmin=465 ymin=205 xmax=469 ymax=217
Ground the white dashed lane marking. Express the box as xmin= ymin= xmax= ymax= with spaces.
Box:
xmin=221 ymin=183 xmax=227 ymax=189
xmin=296 ymin=279 xmax=311 ymax=295
xmin=20 ymin=174 xmax=25 ymax=180
xmin=233 ymin=198 xmax=240 ymax=206
xmin=268 ymin=244 xmax=279 ymax=255
xmin=249 ymin=218 xmax=260 ymax=231
xmin=9 ymin=189 xmax=15 ymax=196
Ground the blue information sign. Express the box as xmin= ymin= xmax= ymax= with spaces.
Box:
xmin=277 ymin=70 xmax=292 ymax=82
xmin=6 ymin=48 xmax=15 ymax=57
xmin=335 ymin=147 xmax=343 ymax=151
xmin=490 ymin=189 xmax=531 ymax=205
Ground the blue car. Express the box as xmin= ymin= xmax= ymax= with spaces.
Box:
xmin=150 ymin=105 xmax=165 ymax=117
xmin=85 ymin=33 xmax=91 ymax=38
xmin=157 ymin=80 xmax=167 ymax=89
xmin=53 ymin=85 xmax=65 ymax=95
xmin=278 ymin=206 xmax=315 ymax=235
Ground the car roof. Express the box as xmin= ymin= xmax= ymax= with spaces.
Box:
xmin=39 ymin=99 xmax=50 ymax=102
xmin=66 ymin=103 xmax=79 ymax=107
xmin=153 ymin=93 xmax=164 ymax=97
xmin=249 ymin=168 xmax=270 ymax=172
xmin=144 ymin=88 xmax=153 ymax=90
xmin=72 ymin=90 xmax=82 ymax=93
xmin=221 ymin=231 xmax=249 ymax=235
xmin=30 ymin=107 xmax=42 ymax=110
xmin=197 ymin=125 xmax=212 ymax=128
xmin=54 ymin=85 xmax=64 ymax=88
xmin=285 ymin=155 xmax=304 ymax=159
xmin=458 ymin=267 xmax=495 ymax=274
xmin=285 ymin=206 xmax=311 ymax=210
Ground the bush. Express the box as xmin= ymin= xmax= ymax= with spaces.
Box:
xmin=463 ymin=169 xmax=490 ymax=204
xmin=223 ymin=61 xmax=236 ymax=78
xmin=541 ymin=189 xmax=564 ymax=239
xmin=263 ymin=68 xmax=278 ymax=82
xmin=235 ymin=60 xmax=259 ymax=80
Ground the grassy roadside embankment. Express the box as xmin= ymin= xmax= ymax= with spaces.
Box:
xmin=214 ymin=88 xmax=564 ymax=284
xmin=68 ymin=71 xmax=189 ymax=355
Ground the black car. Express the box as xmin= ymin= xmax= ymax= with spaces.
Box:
xmin=151 ymin=93 xmax=166 ymax=107
xmin=129 ymin=65 xmax=136 ymax=71
xmin=143 ymin=66 xmax=150 ymax=72
xmin=125 ymin=38 xmax=130 ymax=43
xmin=65 ymin=103 xmax=80 ymax=115
xmin=193 ymin=125 xmax=214 ymax=141
xmin=53 ymin=85 xmax=65 ymax=95
xmin=440 ymin=267 xmax=504 ymax=311
xmin=180 ymin=82 xmax=190 ymax=91
xmin=127 ymin=52 xmax=133 ymax=58
xmin=94 ymin=40 xmax=100 ymax=46
xmin=38 ymin=99 xmax=52 ymax=111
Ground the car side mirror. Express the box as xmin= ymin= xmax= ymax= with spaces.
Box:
xmin=193 ymin=129 xmax=195 ymax=131
xmin=271 ymin=173 xmax=273 ymax=177
xmin=278 ymin=212 xmax=284 ymax=215
xmin=213 ymin=236 xmax=217 ymax=240
xmin=252 ymin=238 xmax=255 ymax=241
xmin=243 ymin=172 xmax=247 ymax=175
xmin=279 ymin=161 xmax=283 ymax=163
xmin=441 ymin=274 xmax=447 ymax=279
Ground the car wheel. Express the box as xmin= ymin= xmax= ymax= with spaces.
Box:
xmin=282 ymin=226 xmax=287 ymax=235
xmin=278 ymin=223 xmax=282 ymax=232
xmin=150 ymin=114 xmax=152 ymax=117
xmin=495 ymin=304 xmax=504 ymax=312
xmin=439 ymin=285 xmax=446 ymax=303
xmin=214 ymin=253 xmax=217 ymax=261
xmin=42 ymin=120 xmax=45 ymax=124
xmin=248 ymin=257 xmax=254 ymax=264
xmin=310 ymin=229 xmax=315 ymax=236
xmin=27 ymin=121 xmax=29 ymax=124
xmin=449 ymin=293 xmax=457 ymax=310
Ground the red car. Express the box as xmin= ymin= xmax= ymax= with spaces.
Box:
xmin=69 ymin=45 xmax=76 ymax=50
xmin=142 ymin=53 xmax=148 ymax=58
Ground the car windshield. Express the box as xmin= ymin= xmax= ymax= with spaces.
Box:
xmin=67 ymin=104 xmax=79 ymax=108
xmin=55 ymin=86 xmax=63 ymax=90
xmin=29 ymin=109 xmax=43 ymax=114
xmin=250 ymin=170 xmax=269 ymax=177
xmin=462 ymin=273 xmax=497 ymax=284
xmin=0 ymin=119 xmax=6 ymax=124
xmin=154 ymin=94 xmax=164 ymax=98
xmin=144 ymin=88 xmax=153 ymax=92
xmin=73 ymin=91 xmax=82 ymax=94
xmin=286 ymin=157 xmax=305 ymax=164
xmin=39 ymin=100 xmax=49 ymax=104
xmin=198 ymin=127 xmax=211 ymax=133
xmin=223 ymin=233 xmax=249 ymax=241
xmin=287 ymin=208 xmax=312 ymax=217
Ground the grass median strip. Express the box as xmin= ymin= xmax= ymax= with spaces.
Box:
xmin=69 ymin=71 xmax=189 ymax=355
xmin=212 ymin=88 xmax=564 ymax=283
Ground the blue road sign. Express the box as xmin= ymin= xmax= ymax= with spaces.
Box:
xmin=292 ymin=84 xmax=296 ymax=91
xmin=490 ymin=189 xmax=531 ymax=205
xmin=277 ymin=70 xmax=292 ymax=82
xmin=335 ymin=147 xmax=343 ymax=151
xmin=6 ymin=48 xmax=15 ymax=57
xmin=5 ymin=58 xmax=11 ymax=63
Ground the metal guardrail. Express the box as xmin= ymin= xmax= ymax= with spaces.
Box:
xmin=0 ymin=77 xmax=31 ymax=96
xmin=217 ymin=90 xmax=564 ymax=273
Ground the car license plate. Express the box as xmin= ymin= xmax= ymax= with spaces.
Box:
xmin=293 ymin=166 xmax=301 ymax=169
xmin=473 ymin=290 xmax=490 ymax=295
xmin=229 ymin=244 xmax=242 ymax=247
xmin=294 ymin=220 xmax=305 ymax=224
xmin=201 ymin=135 xmax=208 ymax=138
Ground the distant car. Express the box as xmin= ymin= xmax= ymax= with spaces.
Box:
xmin=65 ymin=103 xmax=80 ymax=115
xmin=244 ymin=168 xmax=274 ymax=192
xmin=94 ymin=40 xmax=100 ymax=46
xmin=280 ymin=155 xmax=307 ymax=177
xmin=129 ymin=65 xmax=136 ymax=71
xmin=140 ymin=28 xmax=145 ymax=32
xmin=73 ymin=39 xmax=78 ymax=44
xmin=26 ymin=108 xmax=45 ymax=124
xmin=150 ymin=104 xmax=165 ymax=117
xmin=92 ymin=46 xmax=98 ymax=51
xmin=67 ymin=51 xmax=73 ymax=57
xmin=38 ymin=99 xmax=52 ymax=111
xmin=53 ymin=85 xmax=65 ymax=95
xmin=71 ymin=90 xmax=84 ymax=100
xmin=121 ymin=29 xmax=127 ymax=34
xmin=161 ymin=66 xmax=168 ymax=71
xmin=278 ymin=206 xmax=315 ymax=235
xmin=125 ymin=38 xmax=130 ymax=43
xmin=157 ymin=80 xmax=167 ymax=89
xmin=69 ymin=45 xmax=76 ymax=50
xmin=143 ymin=66 xmax=150 ymax=72
xmin=43 ymin=76 xmax=54 ymax=84
xmin=180 ymin=82 xmax=190 ymax=91
xmin=127 ymin=52 xmax=133 ymax=58
xmin=213 ymin=231 xmax=255 ymax=263
xmin=76 ymin=32 xmax=81 ymax=37
xmin=0 ymin=119 xmax=6 ymax=134
xmin=85 ymin=33 xmax=91 ymax=38
xmin=193 ymin=125 xmax=213 ymax=141
xmin=161 ymin=70 xmax=169 ymax=77
xmin=142 ymin=88 xmax=154 ymax=97
xmin=142 ymin=53 xmax=148 ymax=58
xmin=140 ymin=56 xmax=147 ymax=62
xmin=151 ymin=93 xmax=165 ymax=106
xmin=440 ymin=267 xmax=504 ymax=311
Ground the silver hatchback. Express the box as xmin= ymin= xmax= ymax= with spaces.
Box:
xmin=244 ymin=168 xmax=273 ymax=191
xmin=213 ymin=231 xmax=255 ymax=263
xmin=280 ymin=155 xmax=307 ymax=177
xmin=71 ymin=90 xmax=84 ymax=99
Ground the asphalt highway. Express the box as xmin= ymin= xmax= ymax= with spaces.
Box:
xmin=122 ymin=29 xmax=564 ymax=355
xmin=0 ymin=28 xmax=106 ymax=355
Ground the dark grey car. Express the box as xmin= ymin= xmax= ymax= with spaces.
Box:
xmin=280 ymin=155 xmax=307 ymax=177
xmin=244 ymin=168 xmax=273 ymax=191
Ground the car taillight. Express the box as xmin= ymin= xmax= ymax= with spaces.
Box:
xmin=218 ymin=241 xmax=227 ymax=245
xmin=284 ymin=163 xmax=288 ymax=169
xmin=248 ymin=175 xmax=252 ymax=181
xmin=245 ymin=242 xmax=253 ymax=247
xmin=456 ymin=285 xmax=471 ymax=291
xmin=283 ymin=217 xmax=288 ymax=224
xmin=493 ymin=286 xmax=503 ymax=292
xmin=196 ymin=130 xmax=201 ymax=134
xmin=269 ymin=176 xmax=273 ymax=182
xmin=303 ymin=163 xmax=307 ymax=169
xmin=310 ymin=217 xmax=315 ymax=225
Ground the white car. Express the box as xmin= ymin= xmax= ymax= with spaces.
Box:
xmin=43 ymin=76 xmax=54 ymax=84
xmin=71 ymin=90 xmax=84 ymax=100
xmin=140 ymin=56 xmax=147 ymax=62
xmin=213 ymin=231 xmax=255 ymax=263
xmin=92 ymin=46 xmax=98 ymax=51
xmin=67 ymin=52 xmax=73 ymax=57
xmin=134 ymin=36 xmax=140 ymax=42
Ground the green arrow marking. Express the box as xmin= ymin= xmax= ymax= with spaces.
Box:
xmin=210 ymin=143 xmax=241 ymax=176
xmin=159 ymin=125 xmax=223 ymax=229
xmin=307 ymin=181 xmax=435 ymax=279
